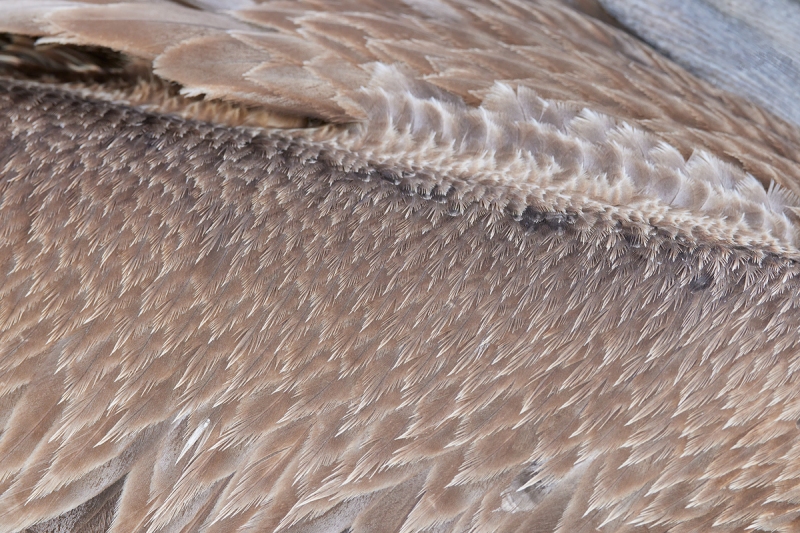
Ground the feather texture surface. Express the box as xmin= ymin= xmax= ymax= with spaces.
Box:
xmin=0 ymin=1 xmax=800 ymax=532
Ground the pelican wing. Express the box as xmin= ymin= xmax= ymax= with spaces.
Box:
xmin=2 ymin=2 xmax=800 ymax=533
xmin=2 ymin=0 xmax=800 ymax=196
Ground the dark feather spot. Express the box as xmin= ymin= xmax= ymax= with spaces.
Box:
xmin=519 ymin=207 xmax=576 ymax=232
xmin=377 ymin=169 xmax=400 ymax=184
xmin=502 ymin=461 xmax=551 ymax=512
xmin=689 ymin=273 xmax=713 ymax=291
xmin=545 ymin=212 xmax=576 ymax=231
xmin=520 ymin=207 xmax=546 ymax=231
xmin=348 ymin=169 xmax=372 ymax=182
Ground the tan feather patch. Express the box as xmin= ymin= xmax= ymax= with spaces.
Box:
xmin=2 ymin=1 xmax=800 ymax=532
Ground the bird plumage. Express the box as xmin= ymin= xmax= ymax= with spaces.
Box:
xmin=1 ymin=1 xmax=800 ymax=532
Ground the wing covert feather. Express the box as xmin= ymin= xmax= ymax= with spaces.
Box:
xmin=3 ymin=2 xmax=800 ymax=533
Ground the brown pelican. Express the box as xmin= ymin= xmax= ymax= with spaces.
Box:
xmin=1 ymin=1 xmax=800 ymax=531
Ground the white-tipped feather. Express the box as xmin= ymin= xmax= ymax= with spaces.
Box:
xmin=1 ymin=1 xmax=800 ymax=533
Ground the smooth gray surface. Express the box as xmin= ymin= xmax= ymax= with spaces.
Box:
xmin=599 ymin=0 xmax=800 ymax=128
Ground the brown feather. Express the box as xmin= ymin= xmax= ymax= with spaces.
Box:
xmin=2 ymin=1 xmax=800 ymax=532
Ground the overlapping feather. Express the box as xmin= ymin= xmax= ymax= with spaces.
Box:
xmin=1 ymin=1 xmax=800 ymax=532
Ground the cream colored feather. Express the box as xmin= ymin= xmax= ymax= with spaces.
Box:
xmin=1 ymin=1 xmax=800 ymax=532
